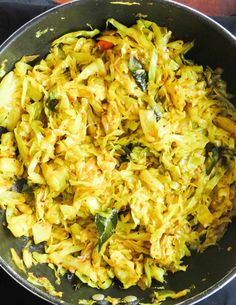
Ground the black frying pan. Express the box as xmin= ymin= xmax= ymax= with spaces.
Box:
xmin=0 ymin=1 xmax=236 ymax=305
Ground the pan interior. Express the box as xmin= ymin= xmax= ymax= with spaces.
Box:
xmin=0 ymin=1 xmax=236 ymax=305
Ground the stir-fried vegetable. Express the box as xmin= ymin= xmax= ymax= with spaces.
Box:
xmin=0 ymin=18 xmax=236 ymax=302
xmin=213 ymin=115 xmax=236 ymax=137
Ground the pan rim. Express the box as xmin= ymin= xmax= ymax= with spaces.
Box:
xmin=0 ymin=0 xmax=235 ymax=54
xmin=0 ymin=1 xmax=236 ymax=305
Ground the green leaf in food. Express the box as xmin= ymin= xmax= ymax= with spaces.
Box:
xmin=11 ymin=178 xmax=27 ymax=193
xmin=11 ymin=178 xmax=34 ymax=197
xmin=0 ymin=126 xmax=8 ymax=138
xmin=95 ymin=208 xmax=118 ymax=252
xmin=120 ymin=143 xmax=133 ymax=163
xmin=154 ymin=109 xmax=161 ymax=122
xmin=205 ymin=142 xmax=222 ymax=175
xmin=129 ymin=56 xmax=148 ymax=92
xmin=45 ymin=96 xmax=59 ymax=112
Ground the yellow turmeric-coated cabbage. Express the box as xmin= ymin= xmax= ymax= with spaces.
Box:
xmin=0 ymin=19 xmax=236 ymax=298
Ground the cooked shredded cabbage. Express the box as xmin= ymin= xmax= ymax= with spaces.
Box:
xmin=0 ymin=19 xmax=236 ymax=300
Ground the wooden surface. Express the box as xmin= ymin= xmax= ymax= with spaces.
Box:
xmin=53 ymin=0 xmax=236 ymax=16
xmin=175 ymin=0 xmax=236 ymax=16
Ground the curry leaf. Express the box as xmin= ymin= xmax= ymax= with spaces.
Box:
xmin=95 ymin=208 xmax=118 ymax=252
xmin=120 ymin=143 xmax=133 ymax=163
xmin=205 ymin=142 xmax=222 ymax=175
xmin=11 ymin=178 xmax=27 ymax=193
xmin=45 ymin=95 xmax=59 ymax=112
xmin=0 ymin=126 xmax=8 ymax=137
xmin=129 ymin=56 xmax=148 ymax=92
xmin=11 ymin=178 xmax=34 ymax=197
